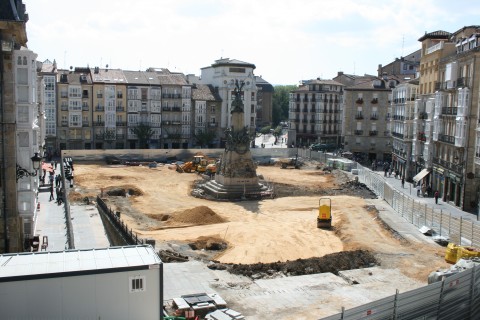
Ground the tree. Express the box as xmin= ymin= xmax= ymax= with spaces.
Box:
xmin=131 ymin=123 xmax=154 ymax=149
xmin=194 ymin=129 xmax=216 ymax=148
xmin=272 ymin=85 xmax=296 ymax=126
xmin=259 ymin=125 xmax=272 ymax=135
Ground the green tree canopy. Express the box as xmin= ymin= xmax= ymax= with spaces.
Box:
xmin=194 ymin=129 xmax=216 ymax=148
xmin=259 ymin=125 xmax=272 ymax=135
xmin=272 ymin=85 xmax=296 ymax=126
xmin=131 ymin=123 xmax=154 ymax=149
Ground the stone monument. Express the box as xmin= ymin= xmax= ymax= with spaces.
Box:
xmin=199 ymin=80 xmax=272 ymax=200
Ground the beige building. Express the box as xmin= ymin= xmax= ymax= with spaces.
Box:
xmin=191 ymin=84 xmax=223 ymax=148
xmin=426 ymin=26 xmax=480 ymax=211
xmin=335 ymin=74 xmax=393 ymax=163
xmin=288 ymin=79 xmax=344 ymax=148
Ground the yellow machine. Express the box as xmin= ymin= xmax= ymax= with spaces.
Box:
xmin=317 ymin=197 xmax=332 ymax=228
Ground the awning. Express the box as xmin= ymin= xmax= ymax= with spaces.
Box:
xmin=413 ymin=168 xmax=430 ymax=183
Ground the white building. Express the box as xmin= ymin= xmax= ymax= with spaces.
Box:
xmin=0 ymin=245 xmax=163 ymax=319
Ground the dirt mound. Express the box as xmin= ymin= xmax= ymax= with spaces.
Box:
xmin=158 ymin=250 xmax=189 ymax=263
xmin=208 ymin=250 xmax=377 ymax=279
xmin=168 ymin=206 xmax=226 ymax=225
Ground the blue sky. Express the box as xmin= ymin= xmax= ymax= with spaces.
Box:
xmin=24 ymin=0 xmax=480 ymax=85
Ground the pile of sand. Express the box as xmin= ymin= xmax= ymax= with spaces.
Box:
xmin=168 ymin=206 xmax=226 ymax=225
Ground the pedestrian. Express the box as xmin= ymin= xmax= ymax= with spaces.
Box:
xmin=421 ymin=183 xmax=426 ymax=197
xmin=427 ymin=185 xmax=432 ymax=197
xmin=49 ymin=185 xmax=54 ymax=201
xmin=434 ymin=190 xmax=439 ymax=204
xmin=401 ymin=177 xmax=405 ymax=188
xmin=49 ymin=173 xmax=54 ymax=185
xmin=416 ymin=183 xmax=421 ymax=197
xmin=55 ymin=174 xmax=60 ymax=188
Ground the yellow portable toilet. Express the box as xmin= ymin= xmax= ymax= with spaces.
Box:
xmin=317 ymin=198 xmax=332 ymax=228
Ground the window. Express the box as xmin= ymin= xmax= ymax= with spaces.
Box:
xmin=18 ymin=132 xmax=29 ymax=147
xmin=18 ymin=106 xmax=29 ymax=123
xmin=129 ymin=276 xmax=146 ymax=293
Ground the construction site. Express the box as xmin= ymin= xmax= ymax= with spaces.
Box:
xmin=69 ymin=152 xmax=453 ymax=319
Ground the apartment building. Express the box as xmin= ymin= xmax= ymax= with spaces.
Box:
xmin=254 ymin=76 xmax=274 ymax=129
xmin=390 ymin=79 xmax=418 ymax=180
xmin=56 ymin=67 xmax=94 ymax=150
xmin=335 ymin=74 xmax=392 ymax=163
xmin=123 ymin=71 xmax=162 ymax=149
xmin=287 ymin=79 xmax=344 ymax=148
xmin=191 ymin=84 xmax=222 ymax=148
xmin=425 ymin=26 xmax=480 ymax=211
xmin=156 ymin=72 xmax=191 ymax=148
xmin=0 ymin=0 xmax=45 ymax=252
xmin=39 ymin=59 xmax=58 ymax=153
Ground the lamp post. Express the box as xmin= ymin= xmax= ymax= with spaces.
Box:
xmin=16 ymin=152 xmax=42 ymax=181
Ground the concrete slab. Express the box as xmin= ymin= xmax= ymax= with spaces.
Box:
xmin=70 ymin=203 xmax=110 ymax=249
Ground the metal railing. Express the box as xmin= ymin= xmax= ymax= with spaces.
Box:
xmin=296 ymin=150 xmax=480 ymax=319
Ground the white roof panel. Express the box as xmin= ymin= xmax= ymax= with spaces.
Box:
xmin=0 ymin=245 xmax=160 ymax=279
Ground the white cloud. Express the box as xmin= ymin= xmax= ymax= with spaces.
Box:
xmin=24 ymin=0 xmax=480 ymax=84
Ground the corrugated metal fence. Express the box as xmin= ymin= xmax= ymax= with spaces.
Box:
xmin=358 ymin=166 xmax=480 ymax=248
xmin=297 ymin=150 xmax=480 ymax=319
xmin=320 ymin=264 xmax=480 ymax=320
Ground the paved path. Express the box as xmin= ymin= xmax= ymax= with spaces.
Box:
xmin=371 ymin=169 xmax=476 ymax=221
xmin=33 ymin=181 xmax=109 ymax=252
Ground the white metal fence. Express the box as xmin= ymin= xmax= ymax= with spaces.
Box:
xmin=297 ymin=150 xmax=480 ymax=319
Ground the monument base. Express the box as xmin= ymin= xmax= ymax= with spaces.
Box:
xmin=198 ymin=175 xmax=273 ymax=200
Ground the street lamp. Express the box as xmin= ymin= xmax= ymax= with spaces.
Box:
xmin=16 ymin=152 xmax=42 ymax=181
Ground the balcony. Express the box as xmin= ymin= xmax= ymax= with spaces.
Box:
xmin=61 ymin=121 xmax=68 ymax=127
xmin=61 ymin=105 xmax=68 ymax=111
xmin=371 ymin=98 xmax=378 ymax=104
xmin=354 ymin=130 xmax=363 ymax=135
xmin=370 ymin=114 xmax=378 ymax=120
xmin=438 ymin=134 xmax=455 ymax=144
xmin=93 ymin=122 xmax=105 ymax=127
xmin=369 ymin=130 xmax=378 ymax=136
xmin=441 ymin=107 xmax=457 ymax=116
xmin=116 ymin=107 xmax=125 ymax=112
xmin=116 ymin=122 xmax=126 ymax=127
xmin=355 ymin=98 xmax=364 ymax=104
xmin=95 ymin=106 xmax=104 ymax=112
xmin=355 ymin=113 xmax=364 ymax=120
xmin=392 ymin=132 xmax=404 ymax=139
xmin=162 ymin=93 xmax=181 ymax=99
xmin=456 ymin=77 xmax=469 ymax=88
xmin=417 ymin=132 xmax=426 ymax=141
xmin=82 ymin=121 xmax=89 ymax=127
xmin=82 ymin=104 xmax=89 ymax=111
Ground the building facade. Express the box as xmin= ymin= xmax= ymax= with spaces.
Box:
xmin=287 ymin=79 xmax=344 ymax=148
xmin=339 ymin=76 xmax=392 ymax=163
xmin=0 ymin=0 xmax=44 ymax=252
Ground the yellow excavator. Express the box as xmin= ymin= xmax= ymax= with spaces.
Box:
xmin=317 ymin=198 xmax=332 ymax=228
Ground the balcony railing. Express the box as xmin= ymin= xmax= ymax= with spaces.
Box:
xmin=441 ymin=107 xmax=458 ymax=116
xmin=95 ymin=106 xmax=104 ymax=112
xmin=93 ymin=121 xmax=105 ymax=127
xmin=354 ymin=130 xmax=363 ymax=135
xmin=82 ymin=121 xmax=89 ymax=127
xmin=116 ymin=122 xmax=126 ymax=127
xmin=369 ymin=130 xmax=378 ymax=136
xmin=61 ymin=121 xmax=68 ymax=127
xmin=355 ymin=114 xmax=364 ymax=120
xmin=392 ymin=132 xmax=404 ymax=139
xmin=438 ymin=134 xmax=455 ymax=144
xmin=370 ymin=114 xmax=378 ymax=120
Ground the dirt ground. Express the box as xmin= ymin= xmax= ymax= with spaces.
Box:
xmin=72 ymin=160 xmax=449 ymax=282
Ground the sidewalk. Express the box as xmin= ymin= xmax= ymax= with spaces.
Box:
xmin=34 ymin=181 xmax=109 ymax=252
xmin=372 ymin=169 xmax=476 ymax=221
xmin=34 ymin=183 xmax=68 ymax=251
